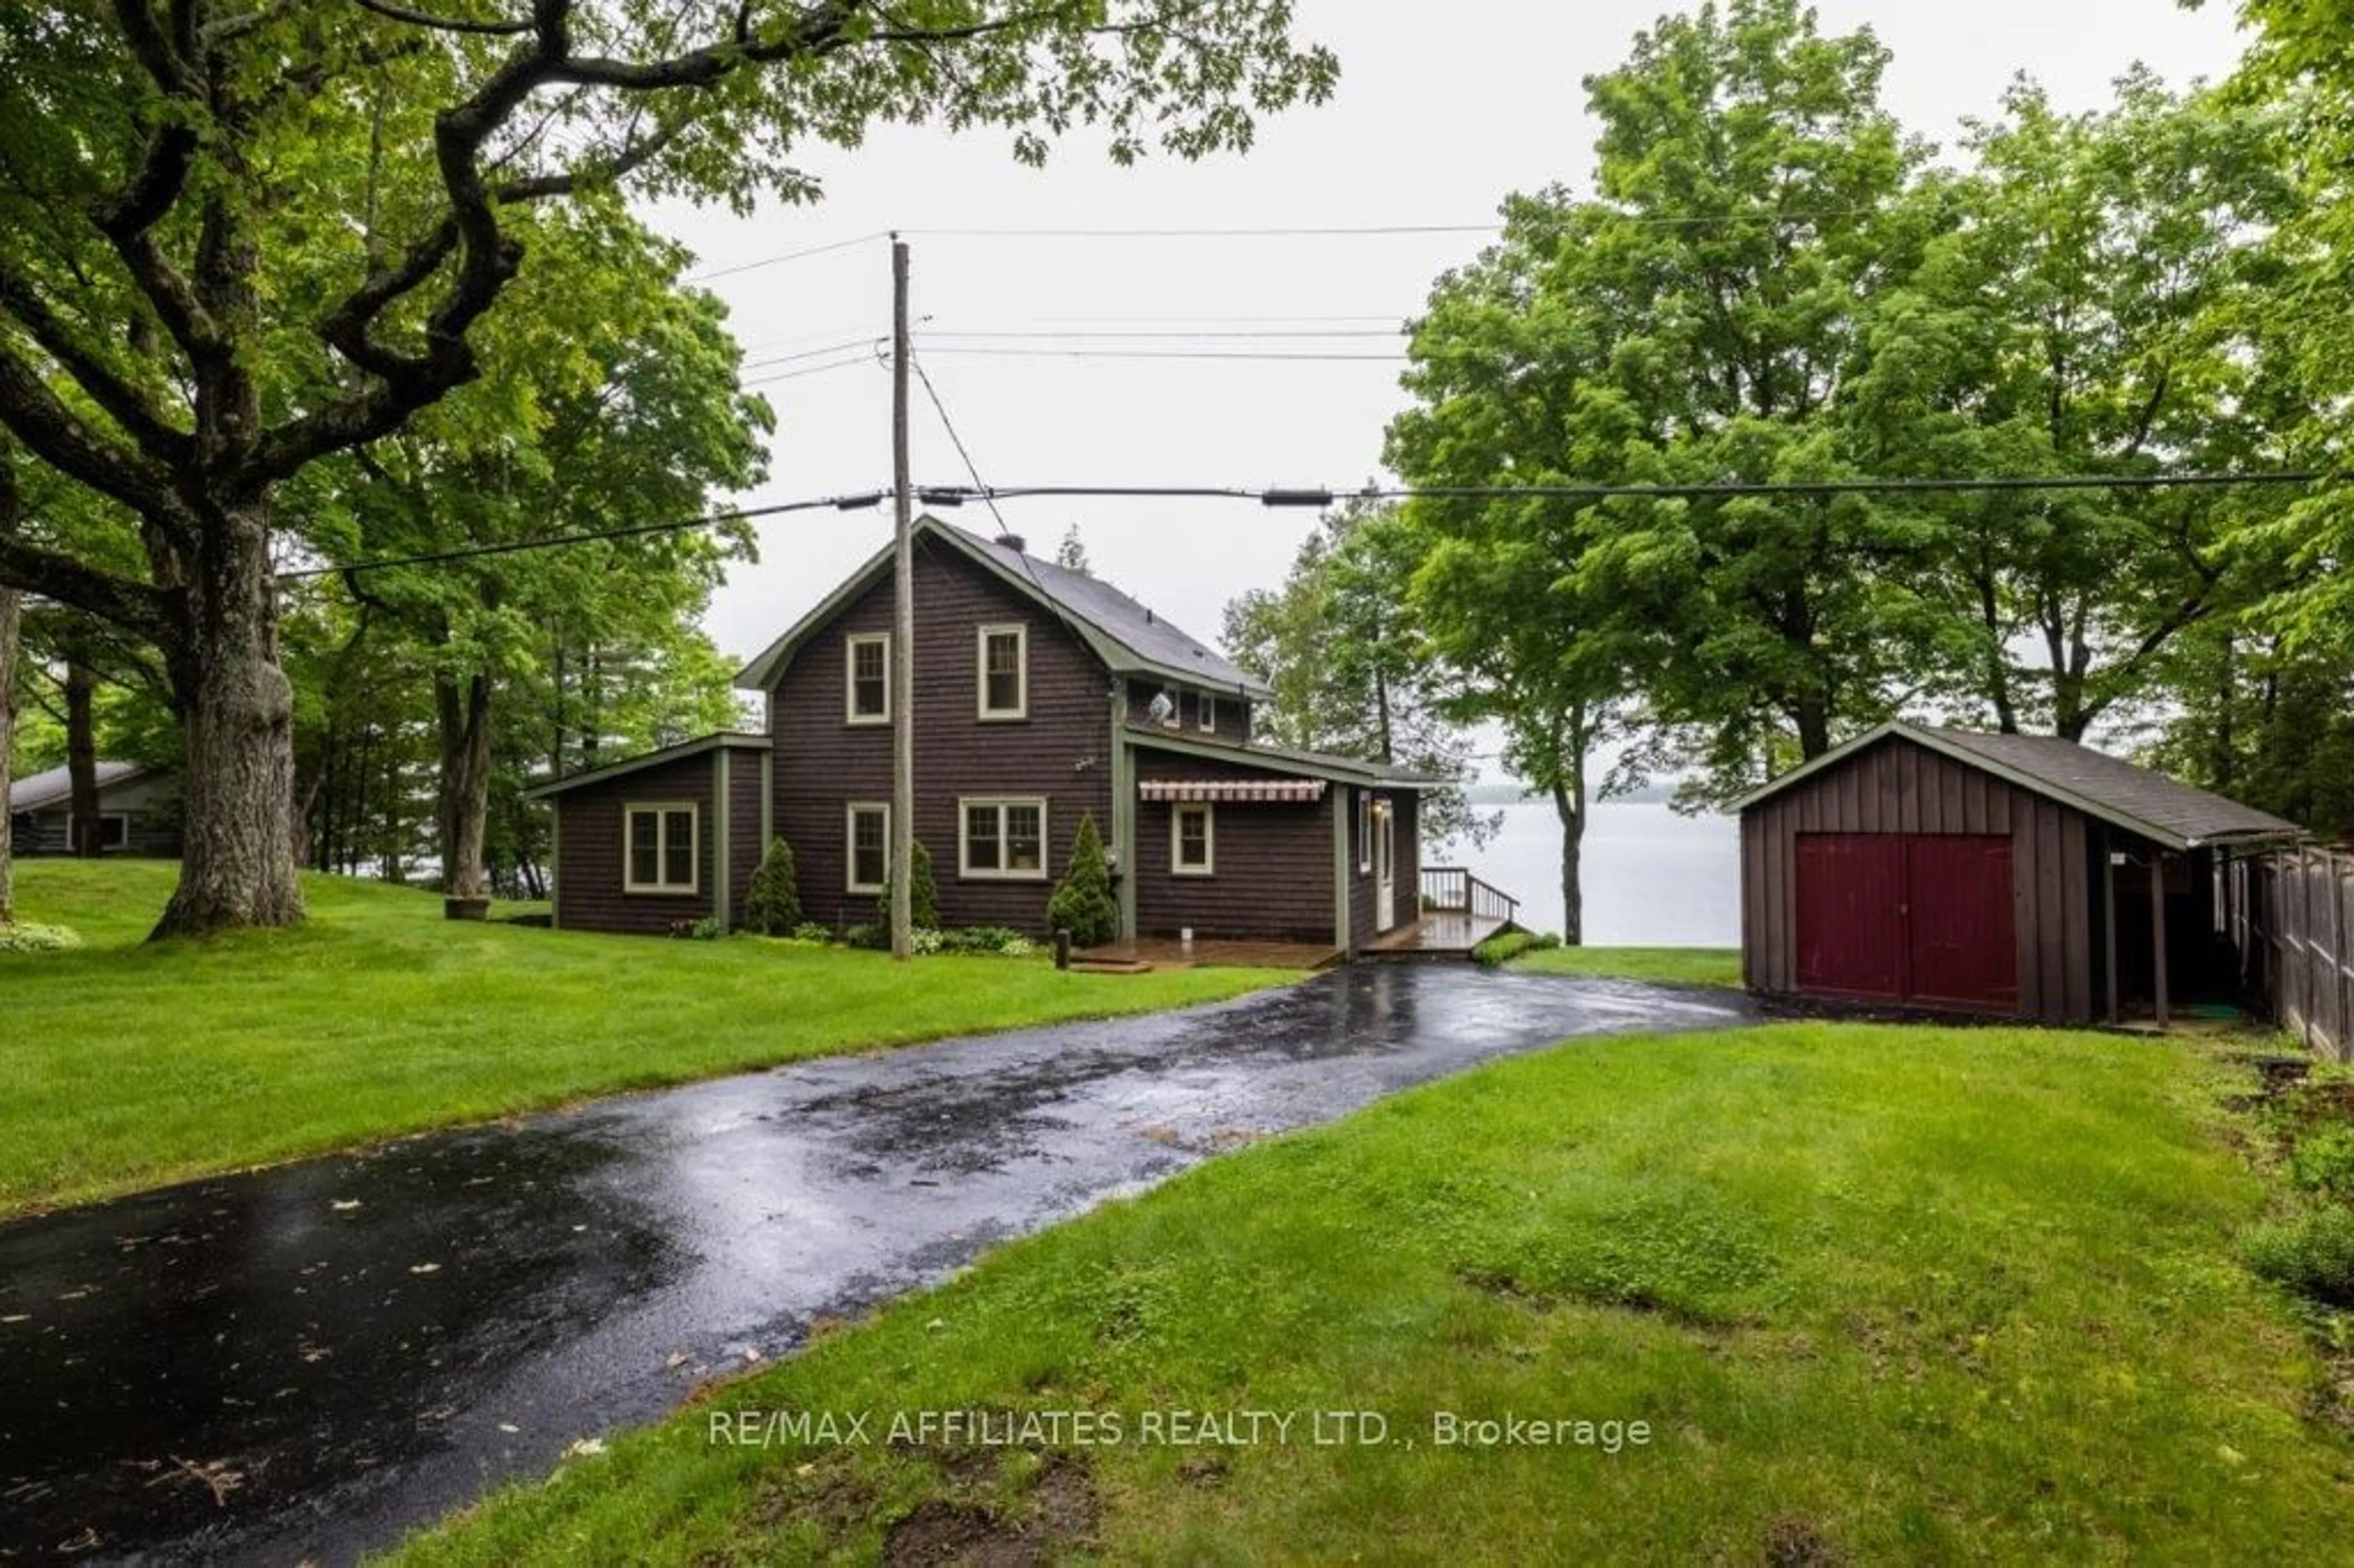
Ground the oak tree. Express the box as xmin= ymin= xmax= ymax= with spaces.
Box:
xmin=0 ymin=0 xmax=1335 ymax=935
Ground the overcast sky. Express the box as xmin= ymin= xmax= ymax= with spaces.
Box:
xmin=649 ymin=0 xmax=2250 ymax=702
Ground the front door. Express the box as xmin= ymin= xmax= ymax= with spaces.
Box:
xmin=1375 ymin=799 xmax=1396 ymax=931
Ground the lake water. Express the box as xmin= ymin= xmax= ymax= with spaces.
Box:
xmin=1449 ymin=801 xmax=1741 ymax=947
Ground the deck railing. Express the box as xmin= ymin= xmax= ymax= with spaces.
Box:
xmin=1420 ymin=867 xmax=1521 ymax=927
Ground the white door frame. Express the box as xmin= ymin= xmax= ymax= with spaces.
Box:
xmin=1375 ymin=798 xmax=1396 ymax=931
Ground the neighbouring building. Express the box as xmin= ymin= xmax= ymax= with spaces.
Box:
xmin=525 ymin=518 xmax=1467 ymax=954
xmin=1734 ymin=721 xmax=2304 ymax=1025
xmin=7 ymin=761 xmax=182 ymax=858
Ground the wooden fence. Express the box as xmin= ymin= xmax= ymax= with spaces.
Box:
xmin=2225 ymin=845 xmax=2354 ymax=1061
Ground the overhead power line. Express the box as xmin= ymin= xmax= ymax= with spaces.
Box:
xmin=921 ymin=328 xmax=1405 ymax=341
xmin=277 ymin=492 xmax=894 ymax=582
xmin=684 ymin=209 xmax=1917 ymax=284
xmin=902 ymin=222 xmax=1499 ymax=238
xmin=268 ymin=470 xmax=2329 ymax=585
xmin=916 ymin=346 xmax=1410 ymax=363
xmin=923 ymin=473 xmax=2332 ymax=508
xmin=687 ymin=232 xmax=890 ymax=282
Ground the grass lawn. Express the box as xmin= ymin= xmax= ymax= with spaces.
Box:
xmin=395 ymin=1021 xmax=2354 ymax=1566
xmin=0 ymin=861 xmax=1287 ymax=1219
xmin=1513 ymin=944 xmax=1743 ymax=989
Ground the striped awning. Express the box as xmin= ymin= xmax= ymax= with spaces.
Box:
xmin=1139 ymin=778 xmax=1327 ymax=804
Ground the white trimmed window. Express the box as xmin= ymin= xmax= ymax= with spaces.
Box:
xmin=1197 ymin=693 xmax=1217 ymax=733
xmin=961 ymin=797 xmax=1048 ymax=880
xmin=1357 ymin=790 xmax=1372 ymax=873
xmin=74 ymin=813 xmax=132 ymax=851
xmin=845 ymin=632 xmax=891 ymax=725
xmin=1172 ymin=803 xmax=1214 ymax=877
xmin=625 ymin=803 xmax=699 ymax=894
xmin=846 ymin=804 xmax=889 ymax=894
xmin=977 ymin=624 xmax=1028 ymax=720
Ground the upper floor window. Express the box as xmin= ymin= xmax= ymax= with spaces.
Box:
xmin=845 ymin=632 xmax=891 ymax=725
xmin=1197 ymin=693 xmax=1217 ymax=734
xmin=962 ymin=797 xmax=1048 ymax=880
xmin=625 ymin=803 xmax=698 ymax=895
xmin=978 ymin=624 xmax=1029 ymax=720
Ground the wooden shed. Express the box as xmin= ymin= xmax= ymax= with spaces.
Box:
xmin=1734 ymin=722 xmax=2303 ymax=1025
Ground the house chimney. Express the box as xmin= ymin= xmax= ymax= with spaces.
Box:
xmin=995 ymin=531 xmax=1027 ymax=554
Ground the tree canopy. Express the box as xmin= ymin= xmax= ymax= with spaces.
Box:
xmin=0 ymin=0 xmax=1336 ymax=934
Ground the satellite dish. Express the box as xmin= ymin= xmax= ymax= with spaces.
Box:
xmin=1148 ymin=690 xmax=1178 ymax=727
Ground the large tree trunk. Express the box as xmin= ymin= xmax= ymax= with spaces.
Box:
xmin=0 ymin=506 xmax=17 ymax=928
xmin=1549 ymin=703 xmax=1592 ymax=948
xmin=1793 ymin=694 xmax=1833 ymax=759
xmin=65 ymin=662 xmax=99 ymax=858
xmin=435 ymin=670 xmax=495 ymax=900
xmin=153 ymin=509 xmax=304 ymax=938
xmin=1553 ymin=778 xmax=1585 ymax=948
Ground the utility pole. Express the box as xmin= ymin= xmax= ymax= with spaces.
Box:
xmin=889 ymin=235 xmax=915 ymax=962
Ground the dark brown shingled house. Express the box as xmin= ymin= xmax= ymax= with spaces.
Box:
xmin=1735 ymin=721 xmax=2303 ymax=1025
xmin=527 ymin=517 xmax=1457 ymax=954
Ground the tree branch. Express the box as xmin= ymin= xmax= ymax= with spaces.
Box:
xmin=0 ymin=264 xmax=192 ymax=465
xmin=351 ymin=0 xmax=534 ymax=34
xmin=0 ymin=339 xmax=186 ymax=525
xmin=0 ymin=525 xmax=176 ymax=642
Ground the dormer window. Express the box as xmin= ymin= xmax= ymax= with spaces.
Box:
xmin=845 ymin=632 xmax=891 ymax=725
xmin=978 ymin=624 xmax=1028 ymax=720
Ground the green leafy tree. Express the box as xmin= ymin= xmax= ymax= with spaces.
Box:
xmin=876 ymin=839 xmax=939 ymax=932
xmin=742 ymin=837 xmax=802 ymax=935
xmin=1046 ymin=812 xmax=1118 ymax=946
xmin=2149 ymin=622 xmax=2354 ymax=841
xmin=0 ymin=1 xmax=1336 ymax=936
xmin=1393 ymin=0 xmax=1939 ymax=807
xmin=1855 ymin=73 xmax=2302 ymax=738
xmin=1222 ymin=502 xmax=1495 ymax=850
xmin=330 ymin=213 xmax=767 ymax=900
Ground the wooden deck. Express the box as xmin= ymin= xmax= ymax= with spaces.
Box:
xmin=1367 ymin=911 xmax=1513 ymax=960
xmin=1076 ymin=938 xmax=1344 ymax=972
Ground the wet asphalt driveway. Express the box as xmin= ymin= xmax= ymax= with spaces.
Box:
xmin=0 ymin=965 xmax=1754 ymax=1564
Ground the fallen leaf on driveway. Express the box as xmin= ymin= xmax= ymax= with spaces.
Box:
xmin=408 ymin=1263 xmax=441 ymax=1276
xmin=563 ymin=1437 xmax=608 ymax=1460
xmin=330 ymin=1201 xmax=361 ymax=1212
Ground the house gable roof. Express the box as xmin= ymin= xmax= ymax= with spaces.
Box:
xmin=733 ymin=517 xmax=1273 ymax=699
xmin=522 ymin=733 xmax=769 ymax=802
xmin=9 ymin=761 xmax=147 ymax=815
xmin=1732 ymin=721 xmax=2304 ymax=851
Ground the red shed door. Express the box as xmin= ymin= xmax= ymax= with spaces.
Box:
xmin=1795 ymin=835 xmax=1906 ymax=1001
xmin=1903 ymin=835 xmax=2017 ymax=1010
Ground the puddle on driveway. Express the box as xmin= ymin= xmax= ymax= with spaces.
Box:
xmin=0 ymin=967 xmax=1750 ymax=1564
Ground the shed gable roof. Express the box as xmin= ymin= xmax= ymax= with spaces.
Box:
xmin=733 ymin=517 xmax=1272 ymax=699
xmin=9 ymin=761 xmax=147 ymax=815
xmin=1732 ymin=721 xmax=2304 ymax=851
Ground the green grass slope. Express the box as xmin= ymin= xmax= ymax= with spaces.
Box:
xmin=0 ymin=861 xmax=1284 ymax=1217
